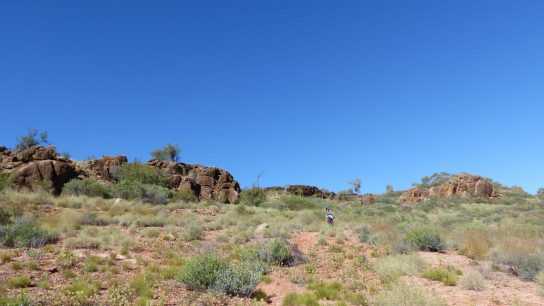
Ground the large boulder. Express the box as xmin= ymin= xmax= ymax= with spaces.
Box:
xmin=0 ymin=146 xmax=78 ymax=194
xmin=147 ymin=159 xmax=240 ymax=204
xmin=78 ymin=155 xmax=128 ymax=182
xmin=398 ymin=173 xmax=497 ymax=204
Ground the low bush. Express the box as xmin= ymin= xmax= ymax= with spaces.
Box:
xmin=115 ymin=163 xmax=169 ymax=187
xmin=376 ymin=282 xmax=445 ymax=306
xmin=0 ymin=207 xmax=12 ymax=225
xmin=177 ymin=252 xmax=230 ymax=290
xmin=56 ymin=251 xmax=77 ymax=270
xmin=261 ymin=239 xmax=292 ymax=266
xmin=7 ymin=276 xmax=32 ymax=288
xmin=491 ymin=251 xmax=544 ymax=281
xmin=174 ymin=189 xmax=198 ymax=202
xmin=282 ymin=195 xmax=316 ymax=210
xmin=421 ymin=266 xmax=461 ymax=286
xmin=0 ymin=173 xmax=12 ymax=192
xmin=212 ymin=264 xmax=261 ymax=297
xmin=406 ymin=227 xmax=444 ymax=252
xmin=459 ymin=271 xmax=485 ymax=291
xmin=374 ymin=253 xmax=428 ymax=283
xmin=78 ymin=212 xmax=110 ymax=226
xmin=112 ymin=180 xmax=172 ymax=204
xmin=537 ymin=270 xmax=544 ymax=293
xmin=458 ymin=229 xmax=492 ymax=260
xmin=308 ymin=281 xmax=342 ymax=300
xmin=182 ymin=223 xmax=204 ymax=241
xmin=107 ymin=284 xmax=136 ymax=306
xmin=62 ymin=179 xmax=113 ymax=198
xmin=282 ymin=292 xmax=319 ymax=306
xmin=63 ymin=278 xmax=101 ymax=299
xmin=130 ymin=273 xmax=156 ymax=300
xmin=0 ymin=291 xmax=33 ymax=306
xmin=239 ymin=187 xmax=266 ymax=206
xmin=0 ymin=223 xmax=56 ymax=248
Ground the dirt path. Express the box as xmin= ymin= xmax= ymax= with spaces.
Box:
xmin=405 ymin=251 xmax=544 ymax=306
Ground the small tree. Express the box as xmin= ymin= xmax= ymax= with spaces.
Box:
xmin=349 ymin=178 xmax=362 ymax=194
xmin=15 ymin=128 xmax=49 ymax=151
xmin=385 ymin=185 xmax=395 ymax=194
xmin=150 ymin=144 xmax=181 ymax=162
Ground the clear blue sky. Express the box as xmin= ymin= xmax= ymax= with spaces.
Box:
xmin=1 ymin=1 xmax=543 ymax=194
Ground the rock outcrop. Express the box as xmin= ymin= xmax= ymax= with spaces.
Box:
xmin=0 ymin=146 xmax=78 ymax=194
xmin=147 ymin=159 xmax=240 ymax=204
xmin=264 ymin=185 xmax=336 ymax=199
xmin=398 ymin=173 xmax=497 ymax=203
xmin=78 ymin=155 xmax=128 ymax=182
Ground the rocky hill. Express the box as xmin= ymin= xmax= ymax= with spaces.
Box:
xmin=398 ymin=173 xmax=498 ymax=204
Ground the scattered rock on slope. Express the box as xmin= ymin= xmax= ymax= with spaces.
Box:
xmin=0 ymin=146 xmax=78 ymax=194
xmin=398 ymin=173 xmax=497 ymax=203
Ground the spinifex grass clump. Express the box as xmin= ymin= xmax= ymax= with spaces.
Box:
xmin=0 ymin=223 xmax=57 ymax=248
xmin=421 ymin=266 xmax=462 ymax=286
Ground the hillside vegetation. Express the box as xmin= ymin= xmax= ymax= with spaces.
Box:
xmin=1 ymin=180 xmax=543 ymax=305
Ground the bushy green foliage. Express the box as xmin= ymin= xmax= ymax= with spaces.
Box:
xmin=56 ymin=251 xmax=77 ymax=270
xmin=262 ymin=239 xmax=292 ymax=266
xmin=406 ymin=227 xmax=444 ymax=252
xmin=115 ymin=163 xmax=169 ymax=187
xmin=107 ymin=284 xmax=135 ymax=306
xmin=6 ymin=276 xmax=32 ymax=288
xmin=112 ymin=180 xmax=172 ymax=204
xmin=283 ymin=292 xmax=319 ymax=306
xmin=129 ymin=273 xmax=156 ymax=300
xmin=63 ymin=278 xmax=101 ymax=299
xmin=174 ymin=189 xmax=198 ymax=202
xmin=0 ymin=291 xmax=34 ymax=306
xmin=492 ymin=252 xmax=544 ymax=281
xmin=212 ymin=264 xmax=261 ymax=297
xmin=374 ymin=253 xmax=428 ymax=283
xmin=282 ymin=195 xmax=316 ymax=210
xmin=459 ymin=271 xmax=485 ymax=291
xmin=62 ymin=179 xmax=113 ymax=198
xmin=177 ymin=252 xmax=230 ymax=290
xmin=308 ymin=281 xmax=342 ymax=300
xmin=0 ymin=223 xmax=56 ymax=248
xmin=15 ymin=128 xmax=49 ymax=151
xmin=150 ymin=143 xmax=181 ymax=162
xmin=376 ymin=282 xmax=445 ymax=306
xmin=421 ymin=266 xmax=461 ymax=286
xmin=240 ymin=187 xmax=266 ymax=206
xmin=0 ymin=207 xmax=12 ymax=225
xmin=0 ymin=173 xmax=12 ymax=192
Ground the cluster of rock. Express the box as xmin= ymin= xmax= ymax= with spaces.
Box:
xmin=0 ymin=146 xmax=78 ymax=194
xmin=264 ymin=185 xmax=336 ymax=199
xmin=398 ymin=173 xmax=497 ymax=203
xmin=0 ymin=145 xmax=240 ymax=203
xmin=147 ymin=159 xmax=240 ymax=204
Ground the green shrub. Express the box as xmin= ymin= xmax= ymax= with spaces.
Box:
xmin=491 ymin=251 xmax=544 ymax=281
xmin=56 ymin=251 xmax=77 ymax=270
xmin=282 ymin=195 xmax=315 ymax=210
xmin=130 ymin=273 xmax=156 ymax=299
xmin=78 ymin=212 xmax=110 ymax=226
xmin=112 ymin=180 xmax=172 ymax=204
xmin=421 ymin=266 xmax=461 ymax=286
xmin=376 ymin=282 xmax=445 ymax=306
xmin=177 ymin=252 xmax=229 ymax=290
xmin=406 ymin=227 xmax=444 ymax=252
xmin=83 ymin=255 xmax=104 ymax=272
xmin=459 ymin=271 xmax=485 ymax=291
xmin=62 ymin=179 xmax=113 ymax=198
xmin=0 ymin=173 xmax=12 ymax=193
xmin=63 ymin=278 xmax=101 ymax=298
xmin=0 ymin=291 xmax=34 ymax=306
xmin=7 ymin=276 xmax=32 ymax=288
xmin=107 ymin=284 xmax=136 ymax=306
xmin=182 ymin=223 xmax=204 ymax=241
xmin=212 ymin=264 xmax=261 ymax=297
xmin=0 ymin=207 xmax=11 ymax=225
xmin=308 ymin=281 xmax=342 ymax=300
xmin=174 ymin=189 xmax=198 ymax=202
xmin=374 ymin=253 xmax=428 ymax=283
xmin=261 ymin=239 xmax=292 ymax=266
xmin=282 ymin=292 xmax=319 ymax=306
xmin=115 ymin=163 xmax=169 ymax=187
xmin=0 ymin=223 xmax=56 ymax=248
xmin=150 ymin=144 xmax=180 ymax=162
xmin=240 ymin=187 xmax=266 ymax=206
